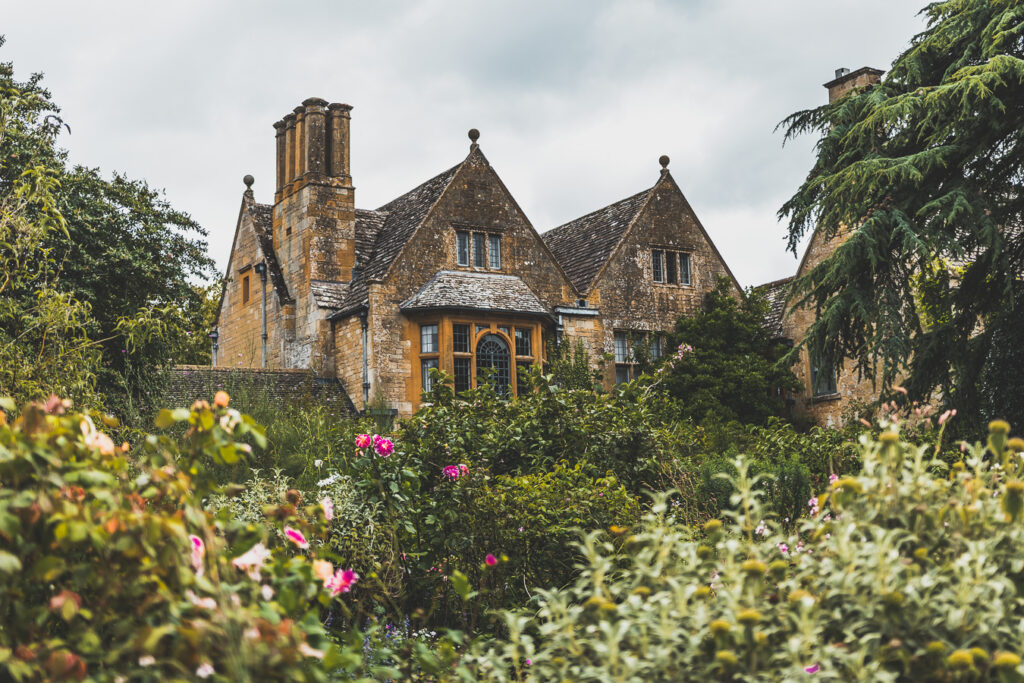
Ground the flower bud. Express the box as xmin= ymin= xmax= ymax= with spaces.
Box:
xmin=947 ymin=650 xmax=973 ymax=669
xmin=1003 ymin=480 xmax=1024 ymax=520
xmin=737 ymin=608 xmax=762 ymax=625
xmin=993 ymin=652 xmax=1021 ymax=669
xmin=710 ymin=619 xmax=731 ymax=636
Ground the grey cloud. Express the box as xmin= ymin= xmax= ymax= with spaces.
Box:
xmin=3 ymin=0 xmax=927 ymax=289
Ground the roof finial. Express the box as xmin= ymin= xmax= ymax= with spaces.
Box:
xmin=468 ymin=128 xmax=480 ymax=151
xmin=243 ymin=174 xmax=254 ymax=190
xmin=659 ymin=155 xmax=670 ymax=176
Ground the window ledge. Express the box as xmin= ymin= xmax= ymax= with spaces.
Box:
xmin=809 ymin=392 xmax=841 ymax=404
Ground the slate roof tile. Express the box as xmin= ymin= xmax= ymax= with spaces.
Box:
xmin=753 ymin=276 xmax=793 ymax=338
xmin=251 ymin=201 xmax=293 ymax=304
xmin=331 ymin=163 xmax=461 ymax=316
xmin=400 ymin=270 xmax=549 ymax=317
xmin=541 ymin=189 xmax=651 ymax=293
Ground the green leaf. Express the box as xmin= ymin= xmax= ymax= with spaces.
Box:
xmin=450 ymin=570 xmax=471 ymax=600
xmin=0 ymin=550 xmax=22 ymax=573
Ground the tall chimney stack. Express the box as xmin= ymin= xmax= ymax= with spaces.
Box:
xmin=271 ymin=98 xmax=357 ymax=283
xmin=823 ymin=66 xmax=884 ymax=103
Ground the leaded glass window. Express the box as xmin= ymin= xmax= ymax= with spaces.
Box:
xmin=420 ymin=324 xmax=438 ymax=353
xmin=473 ymin=233 xmax=486 ymax=268
xmin=421 ymin=358 xmax=439 ymax=393
xmin=489 ymin=234 xmax=501 ymax=269
xmin=679 ymin=253 xmax=691 ymax=285
xmin=452 ymin=324 xmax=470 ymax=353
xmin=515 ymin=328 xmax=532 ymax=357
xmin=476 ymin=334 xmax=511 ymax=395
xmin=456 ymin=231 xmax=469 ymax=266
xmin=652 ymin=250 xmax=664 ymax=283
xmin=454 ymin=357 xmax=471 ymax=393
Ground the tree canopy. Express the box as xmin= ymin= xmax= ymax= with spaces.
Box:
xmin=779 ymin=0 xmax=1024 ymax=428
xmin=661 ymin=277 xmax=800 ymax=424
xmin=0 ymin=38 xmax=216 ymax=414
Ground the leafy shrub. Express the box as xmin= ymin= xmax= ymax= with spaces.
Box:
xmin=465 ymin=422 xmax=1024 ymax=680
xmin=402 ymin=368 xmax=683 ymax=494
xmin=0 ymin=394 xmax=362 ymax=680
xmin=408 ymin=461 xmax=640 ymax=628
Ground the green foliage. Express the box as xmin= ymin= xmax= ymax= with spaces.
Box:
xmin=778 ymin=0 xmax=1024 ymax=427
xmin=662 ymin=277 xmax=800 ymax=424
xmin=406 ymin=461 xmax=640 ymax=629
xmin=543 ymin=337 xmax=598 ymax=391
xmin=465 ymin=421 xmax=1024 ymax=681
xmin=0 ymin=40 xmax=215 ymax=419
xmin=0 ymin=394 xmax=371 ymax=681
xmin=404 ymin=368 xmax=681 ymax=493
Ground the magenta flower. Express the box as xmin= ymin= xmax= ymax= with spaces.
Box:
xmin=828 ymin=473 xmax=839 ymax=485
xmin=320 ymin=496 xmax=334 ymax=522
xmin=442 ymin=465 xmax=460 ymax=480
xmin=374 ymin=437 xmax=395 ymax=457
xmin=804 ymin=664 xmax=820 ymax=674
xmin=284 ymin=526 xmax=309 ymax=549
xmin=355 ymin=433 xmax=373 ymax=449
xmin=459 ymin=464 xmax=469 ymax=475
xmin=325 ymin=568 xmax=359 ymax=596
xmin=485 ymin=553 xmax=498 ymax=567
xmin=189 ymin=535 xmax=205 ymax=576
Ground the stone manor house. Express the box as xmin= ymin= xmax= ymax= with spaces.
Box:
xmin=214 ymin=67 xmax=882 ymax=421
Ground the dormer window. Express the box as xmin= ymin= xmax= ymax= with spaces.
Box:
xmin=652 ymin=249 xmax=692 ymax=286
xmin=456 ymin=229 xmax=502 ymax=270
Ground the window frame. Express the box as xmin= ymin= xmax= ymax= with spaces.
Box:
xmin=420 ymin=323 xmax=439 ymax=354
xmin=488 ymin=234 xmax=502 ymax=270
xmin=473 ymin=233 xmax=487 ymax=268
xmin=678 ymin=252 xmax=691 ymax=285
xmin=456 ymin=231 xmax=470 ymax=266
xmin=651 ymin=248 xmax=693 ymax=287
xmin=242 ymin=274 xmax=251 ymax=305
xmin=652 ymin=250 xmax=665 ymax=283
xmin=810 ymin=350 xmax=838 ymax=397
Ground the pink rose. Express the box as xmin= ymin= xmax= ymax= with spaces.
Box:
xmin=374 ymin=437 xmax=394 ymax=457
xmin=485 ymin=553 xmax=498 ymax=567
xmin=355 ymin=434 xmax=373 ymax=449
xmin=189 ymin=535 xmax=205 ymax=576
xmin=284 ymin=526 xmax=309 ymax=549
xmin=325 ymin=568 xmax=359 ymax=596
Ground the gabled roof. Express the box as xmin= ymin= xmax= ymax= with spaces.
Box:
xmin=214 ymin=195 xmax=291 ymax=326
xmin=752 ymin=276 xmax=793 ymax=339
xmin=331 ymin=163 xmax=461 ymax=316
xmin=400 ymin=270 xmax=550 ymax=317
xmin=541 ymin=190 xmax=651 ymax=293
xmin=250 ymin=202 xmax=291 ymax=305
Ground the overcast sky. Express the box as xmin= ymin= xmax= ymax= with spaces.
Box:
xmin=4 ymin=1 xmax=926 ymax=288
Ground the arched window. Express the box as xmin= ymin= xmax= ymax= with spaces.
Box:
xmin=476 ymin=334 xmax=511 ymax=394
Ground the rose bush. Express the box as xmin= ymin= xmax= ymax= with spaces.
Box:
xmin=0 ymin=394 xmax=366 ymax=681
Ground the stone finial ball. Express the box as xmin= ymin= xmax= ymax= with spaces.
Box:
xmin=468 ymin=128 xmax=480 ymax=143
xmin=243 ymin=174 xmax=255 ymax=188
xmin=659 ymin=155 xmax=670 ymax=169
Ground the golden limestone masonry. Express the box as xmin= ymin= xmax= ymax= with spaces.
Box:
xmin=215 ymin=67 xmax=881 ymax=421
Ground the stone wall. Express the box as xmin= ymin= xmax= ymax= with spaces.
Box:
xmin=780 ymin=228 xmax=879 ymax=426
xmin=163 ymin=366 xmax=355 ymax=415
xmin=588 ymin=175 xmax=739 ymax=388
xmin=217 ymin=203 xmax=286 ymax=369
xmin=367 ymin=151 xmax=575 ymax=413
